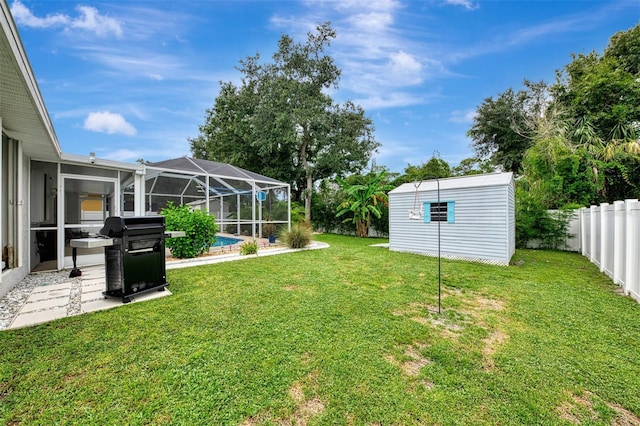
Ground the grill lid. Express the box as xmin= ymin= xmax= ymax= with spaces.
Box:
xmin=100 ymin=216 xmax=165 ymax=237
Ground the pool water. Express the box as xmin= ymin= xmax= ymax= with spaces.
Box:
xmin=212 ymin=236 xmax=243 ymax=247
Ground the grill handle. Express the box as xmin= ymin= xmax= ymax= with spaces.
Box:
xmin=127 ymin=248 xmax=155 ymax=254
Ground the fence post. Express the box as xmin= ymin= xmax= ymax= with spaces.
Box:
xmin=590 ymin=205 xmax=597 ymax=263
xmin=580 ymin=208 xmax=586 ymax=256
xmin=600 ymin=203 xmax=609 ymax=273
xmin=613 ymin=201 xmax=625 ymax=285
xmin=624 ymin=199 xmax=638 ymax=297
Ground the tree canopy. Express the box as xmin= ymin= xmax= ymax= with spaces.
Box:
xmin=468 ymin=22 xmax=640 ymax=206
xmin=190 ymin=23 xmax=379 ymax=223
xmin=467 ymin=80 xmax=548 ymax=174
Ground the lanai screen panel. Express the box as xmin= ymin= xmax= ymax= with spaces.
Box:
xmin=145 ymin=157 xmax=290 ymax=236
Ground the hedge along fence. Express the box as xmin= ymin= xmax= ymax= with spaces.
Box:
xmin=580 ymin=199 xmax=640 ymax=303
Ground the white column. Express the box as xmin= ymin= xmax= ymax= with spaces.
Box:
xmin=613 ymin=201 xmax=625 ymax=285
xmin=251 ymin=182 xmax=256 ymax=239
xmin=589 ymin=205 xmax=597 ymax=263
xmin=600 ymin=203 xmax=609 ymax=273
xmin=625 ymin=199 xmax=639 ymax=297
xmin=134 ymin=169 xmax=145 ymax=216
xmin=0 ymin=123 xmax=3 ymax=283
xmin=579 ymin=208 xmax=586 ymax=256
xmin=236 ymin=194 xmax=240 ymax=235
xmin=287 ymin=185 xmax=291 ymax=231
xmin=16 ymin=140 xmax=23 ymax=267
xmin=205 ymin=175 xmax=210 ymax=215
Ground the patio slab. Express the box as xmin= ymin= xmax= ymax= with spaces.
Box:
xmin=27 ymin=289 xmax=71 ymax=302
xmin=31 ymin=282 xmax=72 ymax=293
xmin=81 ymin=283 xmax=105 ymax=294
xmin=81 ymin=290 xmax=104 ymax=303
xmin=21 ymin=296 xmax=70 ymax=313
xmin=81 ymin=277 xmax=104 ymax=286
xmin=81 ymin=289 xmax=170 ymax=314
xmin=11 ymin=307 xmax=68 ymax=329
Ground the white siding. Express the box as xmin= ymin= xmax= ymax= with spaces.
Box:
xmin=507 ymin=177 xmax=516 ymax=259
xmin=389 ymin=174 xmax=514 ymax=265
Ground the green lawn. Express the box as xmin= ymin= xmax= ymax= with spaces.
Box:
xmin=1 ymin=234 xmax=639 ymax=425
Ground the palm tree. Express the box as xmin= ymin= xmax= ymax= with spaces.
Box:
xmin=336 ymin=171 xmax=393 ymax=237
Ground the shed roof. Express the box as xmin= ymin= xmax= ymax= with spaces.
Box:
xmin=389 ymin=172 xmax=513 ymax=194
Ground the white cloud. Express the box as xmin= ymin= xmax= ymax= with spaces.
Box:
xmin=445 ymin=0 xmax=479 ymax=11
xmin=388 ymin=50 xmax=423 ymax=84
xmin=270 ymin=1 xmax=442 ymax=109
xmin=347 ymin=11 xmax=394 ymax=32
xmin=449 ymin=109 xmax=477 ymax=123
xmin=70 ymin=5 xmax=123 ymax=37
xmin=354 ymin=92 xmax=425 ymax=109
xmin=83 ymin=111 xmax=137 ymax=136
xmin=10 ymin=0 xmax=69 ymax=28
xmin=10 ymin=1 xmax=122 ymax=37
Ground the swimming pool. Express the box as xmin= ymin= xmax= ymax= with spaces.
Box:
xmin=212 ymin=236 xmax=243 ymax=247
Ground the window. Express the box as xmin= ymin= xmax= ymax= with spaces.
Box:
xmin=423 ymin=201 xmax=455 ymax=224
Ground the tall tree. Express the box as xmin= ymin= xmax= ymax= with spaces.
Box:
xmin=393 ymin=153 xmax=452 ymax=185
xmin=190 ymin=23 xmax=379 ymax=223
xmin=336 ymin=171 xmax=392 ymax=237
xmin=451 ymin=157 xmax=496 ymax=176
xmin=467 ymin=80 xmax=550 ymax=173
xmin=550 ymin=23 xmax=640 ymax=202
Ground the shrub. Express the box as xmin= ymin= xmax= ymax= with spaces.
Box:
xmin=161 ymin=202 xmax=217 ymax=258
xmin=239 ymin=239 xmax=258 ymax=255
xmin=516 ymin=186 xmax=580 ymax=249
xmin=262 ymin=224 xmax=276 ymax=238
xmin=281 ymin=223 xmax=312 ymax=249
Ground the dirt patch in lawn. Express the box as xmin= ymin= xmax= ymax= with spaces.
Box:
xmin=240 ymin=372 xmax=325 ymax=426
xmin=282 ymin=284 xmax=300 ymax=291
xmin=556 ymin=391 xmax=640 ymax=425
xmin=386 ymin=342 xmax=432 ymax=378
xmin=481 ymin=329 xmax=509 ymax=371
xmin=283 ymin=372 xmax=325 ymax=426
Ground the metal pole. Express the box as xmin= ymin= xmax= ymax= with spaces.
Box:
xmin=437 ymin=178 xmax=441 ymax=314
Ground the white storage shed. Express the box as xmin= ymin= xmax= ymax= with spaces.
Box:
xmin=388 ymin=172 xmax=515 ymax=265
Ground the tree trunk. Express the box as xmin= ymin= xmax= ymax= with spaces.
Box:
xmin=301 ymin=126 xmax=312 ymax=225
xmin=305 ymin=172 xmax=313 ymax=225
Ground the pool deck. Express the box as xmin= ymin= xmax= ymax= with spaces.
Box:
xmin=0 ymin=240 xmax=329 ymax=330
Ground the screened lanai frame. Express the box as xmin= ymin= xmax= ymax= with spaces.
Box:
xmin=126 ymin=157 xmax=291 ymax=239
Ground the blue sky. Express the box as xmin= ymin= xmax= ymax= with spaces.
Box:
xmin=10 ymin=0 xmax=639 ymax=173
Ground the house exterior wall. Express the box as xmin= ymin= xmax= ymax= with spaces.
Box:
xmin=389 ymin=182 xmax=514 ymax=265
xmin=0 ymin=143 xmax=29 ymax=297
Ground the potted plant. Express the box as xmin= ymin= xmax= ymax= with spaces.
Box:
xmin=263 ymin=223 xmax=277 ymax=244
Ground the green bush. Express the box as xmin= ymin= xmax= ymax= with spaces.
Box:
xmin=280 ymin=223 xmax=312 ymax=249
xmin=516 ymin=185 xmax=579 ymax=249
xmin=161 ymin=202 xmax=217 ymax=258
xmin=239 ymin=239 xmax=259 ymax=255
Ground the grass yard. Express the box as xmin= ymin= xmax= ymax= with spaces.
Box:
xmin=1 ymin=234 xmax=640 ymax=425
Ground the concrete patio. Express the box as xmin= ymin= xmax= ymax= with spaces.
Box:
xmin=5 ymin=264 xmax=171 ymax=330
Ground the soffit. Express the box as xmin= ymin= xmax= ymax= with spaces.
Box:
xmin=1 ymin=1 xmax=61 ymax=161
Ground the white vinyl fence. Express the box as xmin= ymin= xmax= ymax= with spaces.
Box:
xmin=579 ymin=199 xmax=640 ymax=303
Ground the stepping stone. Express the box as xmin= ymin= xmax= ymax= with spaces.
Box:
xmin=81 ymin=277 xmax=104 ymax=286
xmin=10 ymin=307 xmax=68 ymax=329
xmin=31 ymin=282 xmax=72 ymax=293
xmin=21 ymin=296 xmax=69 ymax=313
xmin=82 ymin=283 xmax=104 ymax=294
xmin=27 ymin=289 xmax=70 ymax=303
xmin=81 ymin=290 xmax=104 ymax=303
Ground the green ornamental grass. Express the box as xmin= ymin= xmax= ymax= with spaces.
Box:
xmin=1 ymin=235 xmax=639 ymax=424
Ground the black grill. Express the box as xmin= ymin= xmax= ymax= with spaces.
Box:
xmin=100 ymin=216 xmax=168 ymax=303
